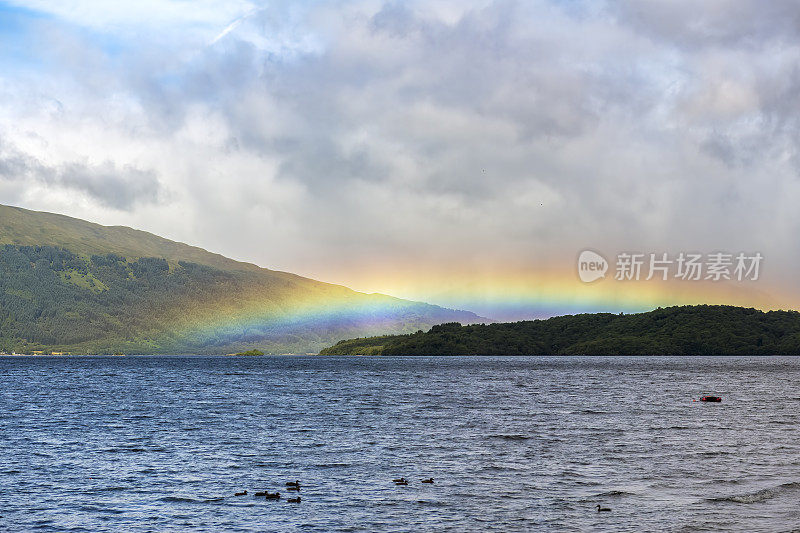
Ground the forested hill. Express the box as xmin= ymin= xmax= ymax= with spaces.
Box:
xmin=0 ymin=204 xmax=270 ymax=273
xmin=319 ymin=305 xmax=800 ymax=355
xmin=0 ymin=205 xmax=483 ymax=354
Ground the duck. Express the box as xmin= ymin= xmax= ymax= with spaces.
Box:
xmin=285 ymin=481 xmax=300 ymax=487
xmin=421 ymin=478 xmax=434 ymax=484
xmin=395 ymin=480 xmax=409 ymax=486
xmin=287 ymin=496 xmax=301 ymax=503
xmin=265 ymin=492 xmax=281 ymax=500
xmin=235 ymin=490 xmax=248 ymax=496
xmin=392 ymin=477 xmax=407 ymax=483
xmin=596 ymin=504 xmax=611 ymax=512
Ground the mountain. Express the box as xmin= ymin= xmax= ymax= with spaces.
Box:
xmin=320 ymin=305 xmax=800 ymax=355
xmin=0 ymin=204 xmax=484 ymax=354
xmin=0 ymin=204 xmax=263 ymax=272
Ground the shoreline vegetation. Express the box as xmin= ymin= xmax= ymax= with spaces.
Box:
xmin=227 ymin=349 xmax=264 ymax=356
xmin=319 ymin=305 xmax=800 ymax=356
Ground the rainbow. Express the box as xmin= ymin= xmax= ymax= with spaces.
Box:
xmin=165 ymin=290 xmax=457 ymax=352
xmin=355 ymin=269 xmax=795 ymax=322
xmin=150 ymin=268 xmax=797 ymax=351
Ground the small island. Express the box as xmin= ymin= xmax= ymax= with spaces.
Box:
xmin=227 ymin=349 xmax=264 ymax=356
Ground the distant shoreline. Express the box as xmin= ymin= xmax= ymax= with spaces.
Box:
xmin=5 ymin=353 xmax=800 ymax=359
xmin=319 ymin=305 xmax=800 ymax=356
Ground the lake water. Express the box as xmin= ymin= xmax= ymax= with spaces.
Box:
xmin=1 ymin=355 xmax=799 ymax=532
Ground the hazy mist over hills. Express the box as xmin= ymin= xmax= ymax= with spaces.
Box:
xmin=0 ymin=204 xmax=483 ymax=354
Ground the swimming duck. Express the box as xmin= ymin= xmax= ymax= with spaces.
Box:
xmin=235 ymin=490 xmax=247 ymax=496
xmin=421 ymin=478 xmax=434 ymax=484
xmin=285 ymin=481 xmax=300 ymax=487
xmin=395 ymin=480 xmax=409 ymax=486
xmin=596 ymin=504 xmax=611 ymax=512
xmin=392 ymin=478 xmax=406 ymax=483
xmin=265 ymin=492 xmax=281 ymax=500
xmin=287 ymin=496 xmax=301 ymax=503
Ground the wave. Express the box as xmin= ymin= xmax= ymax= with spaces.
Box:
xmin=415 ymin=500 xmax=446 ymax=507
xmin=708 ymin=481 xmax=800 ymax=504
xmin=84 ymin=486 xmax=128 ymax=493
xmin=159 ymin=496 xmax=225 ymax=504
xmin=696 ymin=450 xmax=731 ymax=457
xmin=488 ymin=434 xmax=531 ymax=440
xmin=77 ymin=505 xmax=125 ymax=514
xmin=595 ymin=490 xmax=634 ymax=498
xmin=103 ymin=446 xmax=166 ymax=453
xmin=480 ymin=464 xmax=527 ymax=472
xmin=160 ymin=496 xmax=198 ymax=503
xmin=579 ymin=489 xmax=634 ymax=501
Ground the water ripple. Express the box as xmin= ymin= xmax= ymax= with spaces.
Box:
xmin=2 ymin=355 xmax=800 ymax=532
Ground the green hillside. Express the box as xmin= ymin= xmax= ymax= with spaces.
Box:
xmin=0 ymin=204 xmax=482 ymax=354
xmin=320 ymin=305 xmax=800 ymax=355
xmin=0 ymin=204 xmax=262 ymax=273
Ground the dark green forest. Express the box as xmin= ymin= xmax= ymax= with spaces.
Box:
xmin=320 ymin=305 xmax=800 ymax=355
xmin=0 ymin=245 xmax=240 ymax=353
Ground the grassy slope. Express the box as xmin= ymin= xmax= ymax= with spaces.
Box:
xmin=0 ymin=204 xmax=263 ymax=273
xmin=0 ymin=204 xmax=483 ymax=354
xmin=319 ymin=305 xmax=800 ymax=355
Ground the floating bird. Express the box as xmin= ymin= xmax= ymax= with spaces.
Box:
xmin=596 ymin=504 xmax=611 ymax=512
xmin=235 ymin=490 xmax=247 ymax=496
xmin=395 ymin=480 xmax=409 ymax=486
xmin=392 ymin=478 xmax=406 ymax=483
xmin=285 ymin=481 xmax=300 ymax=487
xmin=421 ymin=478 xmax=434 ymax=484
xmin=265 ymin=492 xmax=281 ymax=500
xmin=287 ymin=496 xmax=301 ymax=503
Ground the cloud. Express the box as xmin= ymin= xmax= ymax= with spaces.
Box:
xmin=613 ymin=0 xmax=800 ymax=50
xmin=0 ymin=140 xmax=162 ymax=210
xmin=1 ymin=0 xmax=800 ymax=309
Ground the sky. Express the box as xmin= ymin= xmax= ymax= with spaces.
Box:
xmin=0 ymin=0 xmax=798 ymax=320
